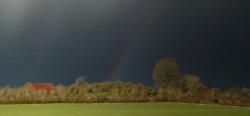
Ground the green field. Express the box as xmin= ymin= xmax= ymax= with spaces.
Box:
xmin=0 ymin=103 xmax=249 ymax=116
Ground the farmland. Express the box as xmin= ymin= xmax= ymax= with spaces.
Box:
xmin=0 ymin=103 xmax=249 ymax=116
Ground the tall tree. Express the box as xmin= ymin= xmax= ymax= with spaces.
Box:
xmin=153 ymin=58 xmax=181 ymax=88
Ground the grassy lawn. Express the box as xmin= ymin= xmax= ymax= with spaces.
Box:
xmin=0 ymin=103 xmax=249 ymax=116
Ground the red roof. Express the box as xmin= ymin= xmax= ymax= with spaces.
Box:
xmin=30 ymin=83 xmax=55 ymax=92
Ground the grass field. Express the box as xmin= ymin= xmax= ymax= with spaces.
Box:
xmin=0 ymin=103 xmax=249 ymax=116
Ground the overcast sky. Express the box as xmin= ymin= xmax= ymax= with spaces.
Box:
xmin=0 ymin=0 xmax=249 ymax=89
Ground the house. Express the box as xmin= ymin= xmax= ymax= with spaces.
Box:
xmin=29 ymin=83 xmax=55 ymax=93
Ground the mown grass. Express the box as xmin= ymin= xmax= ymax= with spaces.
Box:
xmin=0 ymin=103 xmax=249 ymax=116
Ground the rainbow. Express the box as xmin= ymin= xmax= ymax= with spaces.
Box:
xmin=108 ymin=22 xmax=150 ymax=81
xmin=107 ymin=23 xmax=149 ymax=81
xmin=107 ymin=39 xmax=134 ymax=81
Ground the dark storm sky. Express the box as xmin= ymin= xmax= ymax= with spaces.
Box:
xmin=0 ymin=0 xmax=249 ymax=89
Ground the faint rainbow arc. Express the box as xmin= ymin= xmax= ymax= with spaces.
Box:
xmin=107 ymin=26 xmax=149 ymax=81
xmin=107 ymin=39 xmax=133 ymax=81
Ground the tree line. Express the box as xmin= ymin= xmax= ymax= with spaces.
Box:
xmin=0 ymin=57 xmax=249 ymax=107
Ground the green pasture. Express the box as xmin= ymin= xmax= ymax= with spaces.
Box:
xmin=0 ymin=103 xmax=249 ymax=116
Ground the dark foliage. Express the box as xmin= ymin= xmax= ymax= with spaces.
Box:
xmin=0 ymin=58 xmax=249 ymax=107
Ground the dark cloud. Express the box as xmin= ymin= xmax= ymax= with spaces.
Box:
xmin=0 ymin=0 xmax=249 ymax=89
